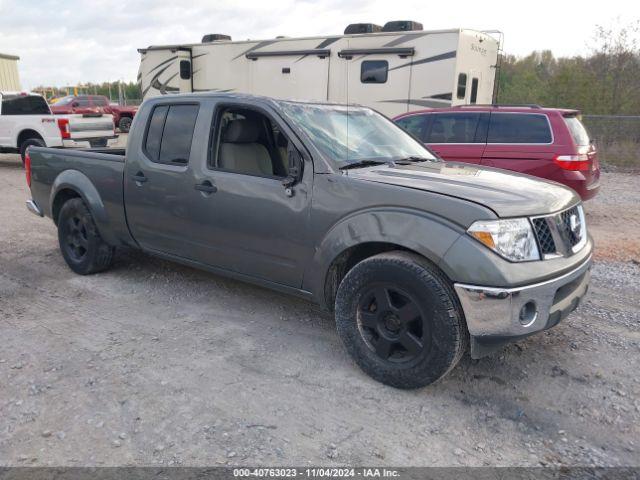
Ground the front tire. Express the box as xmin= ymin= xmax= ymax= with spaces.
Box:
xmin=57 ymin=198 xmax=115 ymax=275
xmin=335 ymin=251 xmax=467 ymax=389
xmin=20 ymin=137 xmax=46 ymax=164
xmin=118 ymin=116 xmax=132 ymax=133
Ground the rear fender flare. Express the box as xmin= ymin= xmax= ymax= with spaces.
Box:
xmin=50 ymin=169 xmax=118 ymax=245
xmin=304 ymin=208 xmax=464 ymax=308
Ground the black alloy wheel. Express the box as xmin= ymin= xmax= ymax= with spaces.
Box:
xmin=62 ymin=214 xmax=90 ymax=262
xmin=357 ymin=284 xmax=429 ymax=364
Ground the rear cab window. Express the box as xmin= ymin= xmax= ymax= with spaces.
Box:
xmin=144 ymin=103 xmax=199 ymax=165
xmin=487 ymin=113 xmax=552 ymax=144
xmin=1 ymin=94 xmax=51 ymax=115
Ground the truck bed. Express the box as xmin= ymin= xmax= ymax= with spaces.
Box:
xmin=28 ymin=146 xmax=134 ymax=247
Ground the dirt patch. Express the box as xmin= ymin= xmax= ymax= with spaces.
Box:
xmin=584 ymin=173 xmax=640 ymax=262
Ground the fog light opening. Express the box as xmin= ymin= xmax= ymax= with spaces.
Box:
xmin=519 ymin=301 xmax=538 ymax=327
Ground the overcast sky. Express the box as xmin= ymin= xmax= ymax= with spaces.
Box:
xmin=0 ymin=0 xmax=636 ymax=89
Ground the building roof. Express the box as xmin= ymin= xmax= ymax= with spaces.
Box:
xmin=0 ymin=53 xmax=20 ymax=61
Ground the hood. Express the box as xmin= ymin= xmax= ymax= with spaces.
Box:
xmin=345 ymin=161 xmax=579 ymax=217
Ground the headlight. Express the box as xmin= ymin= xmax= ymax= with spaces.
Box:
xmin=468 ymin=218 xmax=540 ymax=262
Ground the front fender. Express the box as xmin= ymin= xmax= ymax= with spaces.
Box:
xmin=50 ymin=169 xmax=118 ymax=245
xmin=304 ymin=208 xmax=465 ymax=308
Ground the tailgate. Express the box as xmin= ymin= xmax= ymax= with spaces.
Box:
xmin=67 ymin=114 xmax=115 ymax=139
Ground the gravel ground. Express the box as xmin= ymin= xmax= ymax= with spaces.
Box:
xmin=0 ymin=152 xmax=638 ymax=467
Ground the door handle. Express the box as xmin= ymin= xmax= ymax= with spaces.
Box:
xmin=132 ymin=172 xmax=147 ymax=183
xmin=194 ymin=181 xmax=217 ymax=193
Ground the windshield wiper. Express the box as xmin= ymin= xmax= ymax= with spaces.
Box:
xmin=392 ymin=155 xmax=436 ymax=163
xmin=339 ymin=159 xmax=393 ymax=170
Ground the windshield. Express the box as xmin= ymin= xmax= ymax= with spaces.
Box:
xmin=279 ymin=102 xmax=437 ymax=167
xmin=53 ymin=96 xmax=75 ymax=106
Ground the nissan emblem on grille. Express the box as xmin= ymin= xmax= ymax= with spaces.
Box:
xmin=570 ymin=213 xmax=580 ymax=236
xmin=532 ymin=206 xmax=584 ymax=258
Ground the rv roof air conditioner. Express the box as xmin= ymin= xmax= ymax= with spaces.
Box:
xmin=344 ymin=23 xmax=382 ymax=35
xmin=202 ymin=34 xmax=232 ymax=43
xmin=381 ymin=21 xmax=423 ymax=32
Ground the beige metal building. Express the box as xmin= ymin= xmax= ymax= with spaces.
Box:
xmin=0 ymin=53 xmax=21 ymax=91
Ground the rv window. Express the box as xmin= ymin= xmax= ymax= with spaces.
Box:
xmin=179 ymin=60 xmax=192 ymax=80
xmin=426 ymin=113 xmax=482 ymax=143
xmin=395 ymin=115 xmax=428 ymax=142
xmin=361 ymin=60 xmax=388 ymax=84
xmin=487 ymin=113 xmax=552 ymax=144
xmin=470 ymin=78 xmax=479 ymax=104
xmin=456 ymin=73 xmax=467 ymax=100
xmin=210 ymin=107 xmax=287 ymax=178
xmin=144 ymin=104 xmax=199 ymax=165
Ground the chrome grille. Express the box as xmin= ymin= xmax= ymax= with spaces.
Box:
xmin=532 ymin=205 xmax=585 ymax=258
xmin=558 ymin=206 xmax=581 ymax=246
xmin=532 ymin=218 xmax=556 ymax=254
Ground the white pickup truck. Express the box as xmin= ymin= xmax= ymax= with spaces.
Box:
xmin=0 ymin=91 xmax=117 ymax=163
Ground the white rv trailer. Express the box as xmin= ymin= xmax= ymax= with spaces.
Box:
xmin=138 ymin=22 xmax=500 ymax=117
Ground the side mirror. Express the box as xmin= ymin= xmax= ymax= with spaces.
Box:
xmin=72 ymin=102 xmax=79 ymax=108
xmin=282 ymin=147 xmax=303 ymax=192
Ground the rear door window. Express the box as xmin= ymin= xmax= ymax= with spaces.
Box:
xmin=144 ymin=104 xmax=199 ymax=165
xmin=75 ymin=97 xmax=91 ymax=107
xmin=1 ymin=95 xmax=50 ymax=115
xmin=395 ymin=114 xmax=429 ymax=141
xmin=426 ymin=113 xmax=484 ymax=143
xmin=487 ymin=113 xmax=552 ymax=144
xmin=91 ymin=96 xmax=109 ymax=107
xmin=144 ymin=105 xmax=168 ymax=161
xmin=563 ymin=115 xmax=590 ymax=146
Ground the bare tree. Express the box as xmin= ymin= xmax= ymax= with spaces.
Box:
xmin=590 ymin=19 xmax=640 ymax=114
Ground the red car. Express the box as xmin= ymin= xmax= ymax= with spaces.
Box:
xmin=50 ymin=95 xmax=138 ymax=132
xmin=393 ymin=105 xmax=600 ymax=200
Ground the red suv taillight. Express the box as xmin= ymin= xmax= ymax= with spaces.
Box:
xmin=57 ymin=118 xmax=71 ymax=139
xmin=553 ymin=154 xmax=591 ymax=171
xmin=25 ymin=149 xmax=32 ymax=187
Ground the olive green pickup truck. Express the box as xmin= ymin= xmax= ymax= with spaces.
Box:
xmin=25 ymin=93 xmax=592 ymax=388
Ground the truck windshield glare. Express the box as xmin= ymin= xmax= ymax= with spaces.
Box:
xmin=280 ymin=103 xmax=437 ymax=167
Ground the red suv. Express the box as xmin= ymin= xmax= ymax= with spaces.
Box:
xmin=393 ymin=105 xmax=600 ymax=200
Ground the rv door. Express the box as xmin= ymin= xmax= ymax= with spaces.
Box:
xmin=468 ymin=71 xmax=481 ymax=105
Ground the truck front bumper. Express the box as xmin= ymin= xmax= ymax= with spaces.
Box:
xmin=454 ymin=255 xmax=592 ymax=358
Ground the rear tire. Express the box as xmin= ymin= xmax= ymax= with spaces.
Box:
xmin=20 ymin=137 xmax=46 ymax=164
xmin=57 ymin=198 xmax=115 ymax=275
xmin=335 ymin=251 xmax=467 ymax=389
xmin=118 ymin=116 xmax=132 ymax=133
